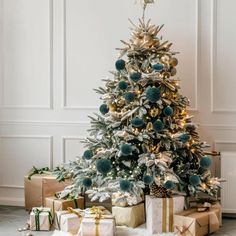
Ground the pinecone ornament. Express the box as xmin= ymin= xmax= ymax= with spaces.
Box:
xmin=150 ymin=183 xmax=169 ymax=198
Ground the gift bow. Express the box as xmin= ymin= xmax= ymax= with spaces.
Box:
xmin=89 ymin=206 xmax=107 ymax=219
xmin=67 ymin=207 xmax=83 ymax=218
xmin=33 ymin=208 xmax=53 ymax=231
xmin=28 ymin=166 xmax=50 ymax=180
xmin=89 ymin=206 xmax=114 ymax=236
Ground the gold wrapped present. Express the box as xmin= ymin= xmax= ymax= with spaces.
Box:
xmin=54 ymin=207 xmax=84 ymax=234
xmin=45 ymin=196 xmax=84 ymax=217
xmin=80 ymin=206 xmax=115 ymax=236
xmin=146 ymin=195 xmax=185 ymax=234
xmin=24 ymin=173 xmax=72 ymax=210
xmin=112 ymin=203 xmax=145 ymax=228
xmin=174 ymin=204 xmax=221 ymax=236
xmin=30 ymin=207 xmax=53 ymax=231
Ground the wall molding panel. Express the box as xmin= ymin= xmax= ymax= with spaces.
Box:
xmin=210 ymin=0 xmax=236 ymax=113
xmin=62 ymin=136 xmax=84 ymax=163
xmin=0 ymin=0 xmax=54 ymax=109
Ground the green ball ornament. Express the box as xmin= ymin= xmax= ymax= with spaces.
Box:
xmin=200 ymin=156 xmax=212 ymax=169
xmin=82 ymin=177 xmax=92 ymax=188
xmin=163 ymin=106 xmax=173 ymax=116
xmin=189 ymin=175 xmax=200 ymax=186
xmin=120 ymin=179 xmax=131 ymax=192
xmin=124 ymin=92 xmax=135 ymax=103
xmin=99 ymin=104 xmax=109 ymax=115
xmin=130 ymin=72 xmax=141 ymax=82
xmin=164 ymin=180 xmax=175 ymax=189
xmin=83 ymin=150 xmax=93 ymax=160
xmin=178 ymin=133 xmax=191 ymax=143
xmin=96 ymin=159 xmax=112 ymax=175
xmin=146 ymin=87 xmax=161 ymax=103
xmin=131 ymin=117 xmax=144 ymax=128
xmin=115 ymin=59 xmax=126 ymax=71
xmin=152 ymin=63 xmax=164 ymax=71
xmin=143 ymin=175 xmax=153 ymax=185
xmin=118 ymin=80 xmax=128 ymax=90
xmin=153 ymin=119 xmax=164 ymax=132
xmin=120 ymin=143 xmax=132 ymax=156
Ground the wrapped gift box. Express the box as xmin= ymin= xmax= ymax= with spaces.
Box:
xmin=174 ymin=204 xmax=221 ymax=236
xmin=112 ymin=203 xmax=145 ymax=228
xmin=45 ymin=196 xmax=84 ymax=217
xmin=54 ymin=208 xmax=84 ymax=234
xmin=24 ymin=174 xmax=72 ymax=210
xmin=85 ymin=193 xmax=112 ymax=212
xmin=146 ymin=195 xmax=185 ymax=234
xmin=30 ymin=207 xmax=53 ymax=231
xmin=80 ymin=206 xmax=115 ymax=236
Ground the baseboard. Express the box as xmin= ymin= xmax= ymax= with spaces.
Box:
xmin=0 ymin=197 xmax=24 ymax=206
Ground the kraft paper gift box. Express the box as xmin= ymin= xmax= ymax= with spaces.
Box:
xmin=80 ymin=206 xmax=115 ymax=236
xmin=112 ymin=203 xmax=145 ymax=228
xmin=30 ymin=207 xmax=53 ymax=231
xmin=54 ymin=208 xmax=84 ymax=234
xmin=45 ymin=196 xmax=84 ymax=217
xmin=173 ymin=205 xmax=221 ymax=236
xmin=24 ymin=173 xmax=72 ymax=210
xmin=85 ymin=193 xmax=112 ymax=211
xmin=146 ymin=195 xmax=185 ymax=234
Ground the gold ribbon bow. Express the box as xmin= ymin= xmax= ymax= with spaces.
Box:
xmin=67 ymin=207 xmax=82 ymax=218
xmin=89 ymin=206 xmax=113 ymax=236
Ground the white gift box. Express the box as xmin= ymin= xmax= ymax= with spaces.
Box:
xmin=80 ymin=216 xmax=115 ymax=236
xmin=79 ymin=206 xmax=115 ymax=236
xmin=146 ymin=195 xmax=185 ymax=234
xmin=30 ymin=207 xmax=52 ymax=231
xmin=55 ymin=208 xmax=84 ymax=234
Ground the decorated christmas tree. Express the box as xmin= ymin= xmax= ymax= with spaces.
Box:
xmin=57 ymin=0 xmax=220 ymax=205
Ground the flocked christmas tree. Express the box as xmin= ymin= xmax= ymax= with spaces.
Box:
xmin=57 ymin=0 xmax=220 ymax=205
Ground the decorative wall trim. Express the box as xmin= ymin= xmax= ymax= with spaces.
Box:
xmin=0 ymin=135 xmax=53 ymax=169
xmin=189 ymin=0 xmax=200 ymax=112
xmin=0 ymin=120 xmax=90 ymax=127
xmin=210 ymin=0 xmax=236 ymax=113
xmin=0 ymin=197 xmax=24 ymax=206
xmin=1 ymin=0 xmax=54 ymax=110
xmin=61 ymin=136 xmax=84 ymax=163
xmin=62 ymin=0 xmax=97 ymax=110
xmin=214 ymin=140 xmax=236 ymax=151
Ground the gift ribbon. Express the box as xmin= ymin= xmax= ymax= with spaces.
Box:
xmin=89 ymin=206 xmax=112 ymax=236
xmin=33 ymin=208 xmax=53 ymax=231
xmin=55 ymin=207 xmax=82 ymax=230
xmin=28 ymin=166 xmax=50 ymax=180
xmin=162 ymin=198 xmax=174 ymax=232
xmin=174 ymin=223 xmax=194 ymax=236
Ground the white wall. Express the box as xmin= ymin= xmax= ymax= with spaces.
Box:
xmin=0 ymin=0 xmax=235 ymax=206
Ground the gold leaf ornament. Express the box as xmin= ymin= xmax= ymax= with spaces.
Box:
xmin=149 ymin=107 xmax=159 ymax=117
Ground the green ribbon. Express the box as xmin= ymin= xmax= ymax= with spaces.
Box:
xmin=74 ymin=199 xmax=78 ymax=208
xmin=33 ymin=208 xmax=53 ymax=231
xmin=28 ymin=166 xmax=50 ymax=180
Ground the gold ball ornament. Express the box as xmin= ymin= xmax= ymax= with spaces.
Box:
xmin=170 ymin=68 xmax=177 ymax=76
xmin=149 ymin=108 xmax=159 ymax=117
xmin=117 ymin=99 xmax=125 ymax=107
xmin=170 ymin=57 xmax=178 ymax=67
xmin=146 ymin=122 xmax=153 ymax=131
xmin=161 ymin=55 xmax=170 ymax=64
xmin=109 ymin=103 xmax=117 ymax=112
